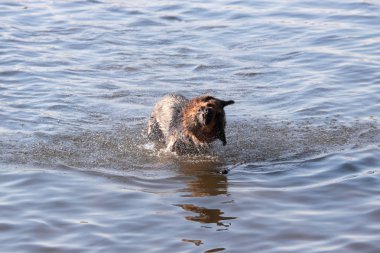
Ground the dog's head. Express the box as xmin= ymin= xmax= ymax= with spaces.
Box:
xmin=182 ymin=95 xmax=234 ymax=145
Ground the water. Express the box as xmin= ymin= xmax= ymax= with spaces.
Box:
xmin=1 ymin=0 xmax=380 ymax=252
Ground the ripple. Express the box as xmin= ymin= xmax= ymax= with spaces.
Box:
xmin=160 ymin=15 xmax=183 ymax=22
xmin=129 ymin=19 xmax=167 ymax=27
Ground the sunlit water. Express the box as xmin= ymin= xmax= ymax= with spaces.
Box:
xmin=1 ymin=0 xmax=380 ymax=252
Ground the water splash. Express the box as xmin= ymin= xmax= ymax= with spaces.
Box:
xmin=1 ymin=118 xmax=378 ymax=176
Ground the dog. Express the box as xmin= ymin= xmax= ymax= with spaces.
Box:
xmin=148 ymin=94 xmax=234 ymax=155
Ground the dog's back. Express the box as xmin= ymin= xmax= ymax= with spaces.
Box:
xmin=147 ymin=94 xmax=188 ymax=143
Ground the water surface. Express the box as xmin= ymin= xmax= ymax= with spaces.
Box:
xmin=1 ymin=0 xmax=380 ymax=252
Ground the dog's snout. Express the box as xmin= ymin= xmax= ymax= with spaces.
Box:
xmin=204 ymin=107 xmax=214 ymax=120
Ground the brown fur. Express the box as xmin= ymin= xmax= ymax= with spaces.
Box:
xmin=148 ymin=94 xmax=234 ymax=155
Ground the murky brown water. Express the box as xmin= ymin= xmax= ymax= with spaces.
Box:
xmin=1 ymin=0 xmax=380 ymax=252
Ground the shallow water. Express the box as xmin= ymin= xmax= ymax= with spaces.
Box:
xmin=1 ymin=0 xmax=380 ymax=252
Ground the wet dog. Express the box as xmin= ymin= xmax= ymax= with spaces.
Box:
xmin=148 ymin=94 xmax=234 ymax=155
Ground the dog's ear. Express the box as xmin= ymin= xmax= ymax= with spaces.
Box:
xmin=220 ymin=100 xmax=234 ymax=108
xmin=218 ymin=129 xmax=227 ymax=146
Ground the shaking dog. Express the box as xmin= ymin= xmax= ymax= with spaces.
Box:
xmin=148 ymin=94 xmax=234 ymax=155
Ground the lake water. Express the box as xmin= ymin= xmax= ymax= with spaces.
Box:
xmin=1 ymin=0 xmax=380 ymax=252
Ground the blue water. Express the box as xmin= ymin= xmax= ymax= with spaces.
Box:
xmin=1 ymin=0 xmax=380 ymax=252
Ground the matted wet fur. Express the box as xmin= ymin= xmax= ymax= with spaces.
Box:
xmin=148 ymin=94 xmax=234 ymax=155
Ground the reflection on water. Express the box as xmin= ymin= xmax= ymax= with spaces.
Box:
xmin=176 ymin=160 xmax=228 ymax=196
xmin=182 ymin=238 xmax=203 ymax=246
xmin=177 ymin=204 xmax=235 ymax=228
xmin=184 ymin=173 xmax=228 ymax=197
xmin=175 ymin=161 xmax=234 ymax=230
